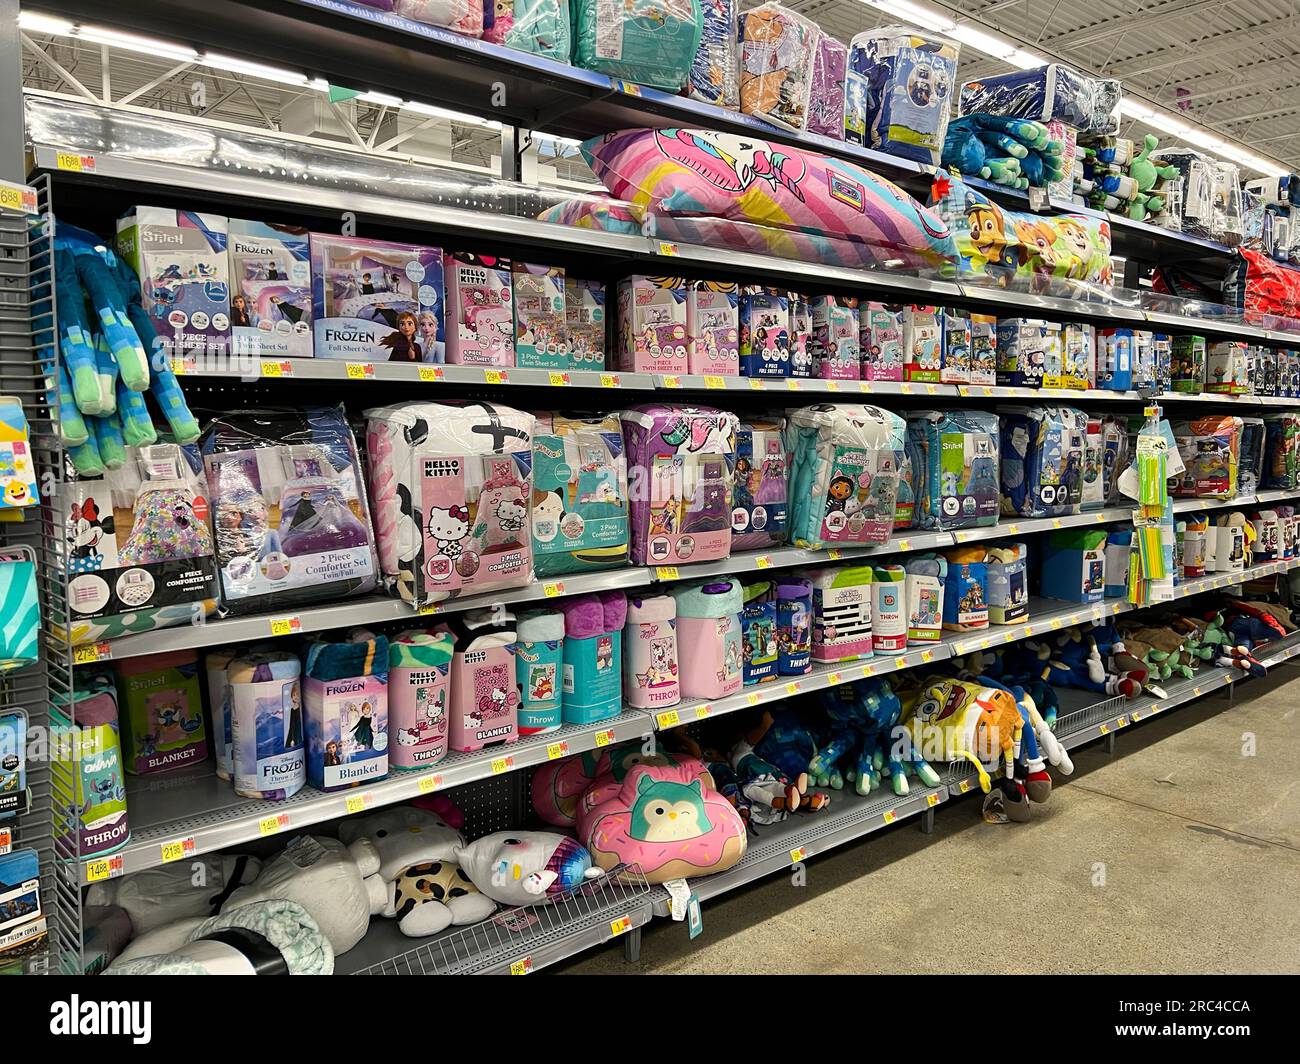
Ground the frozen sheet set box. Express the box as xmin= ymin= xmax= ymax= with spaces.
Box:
xmin=227 ymin=219 xmax=313 ymax=360
xmin=310 ymin=234 xmax=445 ymax=363
xmin=116 ymin=207 xmax=230 ymax=359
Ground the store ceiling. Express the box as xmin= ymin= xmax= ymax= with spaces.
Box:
xmin=793 ymin=0 xmax=1300 ymax=169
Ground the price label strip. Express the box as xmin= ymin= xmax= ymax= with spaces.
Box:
xmin=159 ymin=836 xmax=196 ymax=864
xmin=84 ymin=855 xmax=123 ymax=883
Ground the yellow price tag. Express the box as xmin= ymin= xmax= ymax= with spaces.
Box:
xmin=1095 ymin=512 xmax=1107 ymax=523
xmin=594 ymin=729 xmax=615 ymax=747
xmin=785 ymin=682 xmax=800 ymax=696
xmin=546 ymin=741 xmax=569 ymax=760
xmin=703 ymin=375 xmax=725 ymax=389
xmin=921 ymin=650 xmax=934 ymax=663
xmin=1099 ymin=723 xmax=1110 ymax=735
xmin=543 ymin=581 xmax=565 ymax=598
xmin=345 ymin=793 xmax=372 ymax=815
xmin=857 ymin=380 xmax=870 ymax=392
xmin=509 ymin=957 xmax=533 ymax=975
xmin=259 ymin=813 xmax=289 ymax=836
xmin=417 ymin=774 xmax=444 ymax=794
xmin=748 ymin=378 xmax=766 ymax=390
xmin=159 ymin=837 xmax=195 ymax=864
xmin=599 ymin=374 xmax=618 ymax=388
xmin=1192 ymin=686 xmax=1202 ymax=697
xmin=897 ymin=540 xmax=911 ymax=552
xmin=900 ymin=382 xmax=913 ymax=394
xmin=0 ymin=181 xmax=37 ymax=214
xmin=417 ymin=365 xmax=443 ymax=382
xmin=826 ymin=548 xmax=844 ymax=561
xmin=786 ymin=378 xmax=801 ymax=391
xmin=662 ymin=375 xmax=681 ymax=388
xmin=484 ymin=368 xmax=507 ymax=385
xmin=73 ymin=642 xmax=110 ymax=666
xmin=862 ymin=663 xmax=876 ymax=676
xmin=85 ymin=855 xmax=123 ymax=882
xmin=657 ymin=241 xmax=679 ymax=257
xmin=345 ymin=362 xmax=374 ymax=380
xmin=1050 ymin=619 xmax=1062 ymax=630
xmin=790 ymin=847 xmax=807 ymax=863
xmin=269 ymin=616 xmax=301 ymax=638
xmin=1116 ymin=716 xmax=1129 ymax=728
xmin=826 ymin=380 xmax=840 ymax=392
xmin=610 ymin=915 xmax=633 ymax=937
xmin=926 ymin=383 xmax=938 ymax=394
xmin=958 ymin=779 xmax=972 ymax=794
xmin=755 ymin=555 xmax=773 ymax=569
xmin=1022 ymin=625 xmax=1034 ymax=637
xmin=417 ymin=601 xmax=441 ymax=616
xmin=655 ymin=566 xmax=680 ymax=581
xmin=746 ymin=692 xmax=761 ymax=706
xmin=695 ymin=704 xmax=712 ymax=720
xmin=926 ymin=793 xmax=939 ymax=807
xmin=56 ymin=151 xmax=95 ymax=172
xmin=548 ymin=371 xmax=570 ymax=387
xmin=491 ymin=756 xmax=514 ymax=775
xmin=1052 ymin=518 xmax=1063 ymax=529
xmin=827 ymin=672 xmax=842 ymax=685
xmin=882 ymin=810 xmax=898 ymax=824
xmin=1131 ymin=710 xmax=1142 ymax=722
xmin=656 ymin=710 xmax=681 ymax=729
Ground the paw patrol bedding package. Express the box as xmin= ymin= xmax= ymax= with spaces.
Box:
xmin=366 ymin=401 xmax=534 ymax=605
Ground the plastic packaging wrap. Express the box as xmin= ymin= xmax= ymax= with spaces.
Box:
xmin=959 ymin=64 xmax=1119 ymax=134
xmin=354 ymin=0 xmax=484 ymax=36
xmin=807 ymin=34 xmax=848 ymax=140
xmin=738 ymin=3 xmax=820 ymax=132
xmin=483 ymin=0 xmax=571 ymax=61
xmin=1152 ymin=148 xmax=1243 ymax=245
xmin=688 ymin=0 xmax=739 ymax=108
xmin=846 ymin=26 xmax=958 ymax=165
xmin=201 ymin=406 xmax=378 ymax=614
xmin=571 ymin=0 xmax=703 ymax=91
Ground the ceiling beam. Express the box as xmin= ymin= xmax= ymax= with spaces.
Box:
xmin=1217 ymin=102 xmax=1298 ymax=125
xmin=1014 ymin=0 xmax=1241 ymax=52
xmin=1106 ymin=15 xmax=1300 ymax=76
xmin=1175 ymin=69 xmax=1300 ymax=106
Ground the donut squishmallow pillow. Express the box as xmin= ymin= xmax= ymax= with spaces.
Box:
xmin=581 ymin=128 xmax=958 ymax=274
xmin=582 ymin=762 xmax=747 ymax=882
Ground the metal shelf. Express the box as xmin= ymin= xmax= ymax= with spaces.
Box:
xmin=648 ymin=784 xmax=945 ymax=918
xmin=343 ymin=867 xmax=653 ymax=975
xmin=72 ymin=710 xmax=652 ymax=886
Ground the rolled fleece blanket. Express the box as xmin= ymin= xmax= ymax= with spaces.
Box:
xmin=229 ymin=650 xmax=304 ymax=801
xmin=104 ymin=900 xmax=333 ymax=975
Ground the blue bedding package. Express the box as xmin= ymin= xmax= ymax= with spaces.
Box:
xmin=846 ymin=27 xmax=958 ymax=165
xmin=906 ymin=410 xmax=1000 ymax=530
xmin=1000 ymin=406 xmax=1088 ymax=518
xmin=959 ymin=64 xmax=1120 ymax=134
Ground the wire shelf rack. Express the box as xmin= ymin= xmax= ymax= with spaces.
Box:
xmin=348 ymin=866 xmax=652 ymax=975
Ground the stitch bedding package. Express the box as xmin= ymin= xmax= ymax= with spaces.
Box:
xmin=18 ymin=0 xmax=1300 ymax=989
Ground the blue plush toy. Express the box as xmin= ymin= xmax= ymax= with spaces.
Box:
xmin=942 ymin=114 xmax=1066 ymax=190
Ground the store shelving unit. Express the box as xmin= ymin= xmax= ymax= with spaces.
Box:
xmin=13 ymin=0 xmax=1300 ymax=976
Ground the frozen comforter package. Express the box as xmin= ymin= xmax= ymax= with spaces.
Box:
xmin=366 ymin=401 xmax=535 ymax=606
xmin=201 ymin=407 xmax=378 ymax=615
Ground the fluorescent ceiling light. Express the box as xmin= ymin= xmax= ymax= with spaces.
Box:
xmin=1119 ymin=100 xmax=1156 ymax=121
xmin=950 ymin=25 xmax=1018 ymax=59
xmin=870 ymin=0 xmax=955 ymax=32
xmin=1008 ymin=49 xmax=1046 ymax=69
xmin=402 ymin=100 xmax=502 ymax=130
xmin=358 ymin=90 xmax=403 ymax=107
xmin=77 ymin=27 xmax=199 ymax=63
xmin=201 ymin=52 xmax=310 ymax=86
xmin=18 ymin=12 xmax=74 ymax=34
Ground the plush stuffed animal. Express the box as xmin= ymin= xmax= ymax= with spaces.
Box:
xmin=454 ymin=830 xmax=605 ymax=905
xmin=85 ymin=853 xmax=261 ymax=937
xmin=942 ymin=114 xmax=1065 ymax=189
xmin=222 ymin=835 xmax=385 ymax=954
xmin=897 ymin=676 xmax=1024 ymax=794
xmin=337 ymin=805 xmax=495 ymax=935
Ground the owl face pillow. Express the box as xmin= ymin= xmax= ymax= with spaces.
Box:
xmin=581 ymin=762 xmax=747 ymax=882
xmin=453 ymin=831 xmax=604 ymax=907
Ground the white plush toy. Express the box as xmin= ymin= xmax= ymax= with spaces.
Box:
xmin=223 ymin=835 xmax=387 ymax=954
xmin=86 ymin=853 xmax=261 ymax=936
xmin=454 ymin=831 xmax=605 ymax=907
xmin=338 ymin=806 xmax=495 ymax=936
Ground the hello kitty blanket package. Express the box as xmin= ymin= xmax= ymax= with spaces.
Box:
xmin=201 ymin=406 xmax=378 ymax=615
xmin=622 ymin=405 xmax=739 ymax=566
xmin=58 ymin=442 xmax=219 ymax=647
xmin=785 ymin=403 xmax=906 ymax=549
xmin=366 ymin=401 xmax=534 ymax=606
xmin=531 ymin=413 xmax=629 ymax=577
xmin=310 ymin=234 xmax=444 ymax=363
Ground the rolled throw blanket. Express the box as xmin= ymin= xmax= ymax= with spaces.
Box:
xmin=104 ymin=900 xmax=333 ymax=975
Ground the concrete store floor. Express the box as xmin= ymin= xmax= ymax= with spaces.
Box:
xmin=560 ymin=665 xmax=1300 ymax=975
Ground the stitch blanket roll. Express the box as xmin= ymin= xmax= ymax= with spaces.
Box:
xmin=365 ymin=401 xmax=534 ymax=605
xmin=581 ymin=128 xmax=958 ymax=273
xmin=531 ymin=413 xmax=628 ymax=577
xmin=1000 ymin=406 xmax=1087 ymax=518
xmin=906 ymin=409 xmax=1000 ymax=530
xmin=846 ymin=26 xmax=959 ymax=166
xmin=202 ymin=406 xmax=377 ymax=615
xmin=621 ymin=404 xmax=738 ymax=566
xmin=784 ymin=403 xmax=906 ymax=549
